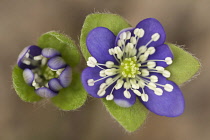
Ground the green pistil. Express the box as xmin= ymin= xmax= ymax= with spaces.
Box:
xmin=119 ymin=56 xmax=140 ymax=78
xmin=42 ymin=66 xmax=59 ymax=80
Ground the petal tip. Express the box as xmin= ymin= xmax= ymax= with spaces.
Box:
xmin=59 ymin=66 xmax=72 ymax=88
xmin=23 ymin=68 xmax=34 ymax=85
xmin=42 ymin=48 xmax=60 ymax=58
xmin=35 ymin=87 xmax=57 ymax=98
xmin=48 ymin=56 xmax=66 ymax=70
xmin=114 ymin=99 xmax=133 ymax=108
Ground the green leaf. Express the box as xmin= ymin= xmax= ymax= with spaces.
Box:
xmin=166 ymin=43 xmax=200 ymax=85
xmin=103 ymin=99 xmax=148 ymax=132
xmin=12 ymin=66 xmax=42 ymax=102
xmin=80 ymin=13 xmax=148 ymax=132
xmin=38 ymin=31 xmax=80 ymax=67
xmin=80 ymin=13 xmax=131 ymax=60
xmin=51 ymin=70 xmax=87 ymax=110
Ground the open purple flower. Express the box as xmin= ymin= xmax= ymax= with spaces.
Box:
xmin=82 ymin=18 xmax=185 ymax=117
xmin=18 ymin=45 xmax=72 ymax=98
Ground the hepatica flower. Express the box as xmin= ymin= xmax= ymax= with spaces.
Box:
xmin=82 ymin=18 xmax=185 ymax=117
xmin=13 ymin=31 xmax=86 ymax=110
xmin=17 ymin=45 xmax=71 ymax=98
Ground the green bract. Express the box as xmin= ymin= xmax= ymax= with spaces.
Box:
xmin=12 ymin=31 xmax=87 ymax=111
xmin=80 ymin=13 xmax=200 ymax=132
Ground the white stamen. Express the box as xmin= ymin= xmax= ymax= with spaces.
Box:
xmin=147 ymin=82 xmax=157 ymax=90
xmin=99 ymin=70 xmax=106 ymax=77
xmin=126 ymin=31 xmax=131 ymax=39
xmin=106 ymin=94 xmax=114 ymax=100
xmin=109 ymin=48 xmax=115 ymax=55
xmin=133 ymin=89 xmax=142 ymax=96
xmin=124 ymin=90 xmax=131 ymax=99
xmin=141 ymin=93 xmax=149 ymax=102
xmin=105 ymin=78 xmax=113 ymax=85
xmin=115 ymin=79 xmax=124 ymax=90
xmin=139 ymin=52 xmax=149 ymax=62
xmin=125 ymin=43 xmax=134 ymax=53
xmin=162 ymin=70 xmax=171 ymax=78
xmin=165 ymin=57 xmax=173 ymax=65
xmin=147 ymin=47 xmax=156 ymax=55
xmin=147 ymin=61 xmax=156 ymax=69
xmin=119 ymin=32 xmax=127 ymax=40
xmin=41 ymin=57 xmax=47 ymax=66
xmin=114 ymin=47 xmax=121 ymax=54
xmin=130 ymin=79 xmax=139 ymax=89
xmin=56 ymin=68 xmax=64 ymax=75
xmin=156 ymin=66 xmax=164 ymax=72
xmin=87 ymin=79 xmax=94 ymax=86
xmin=138 ymin=79 xmax=145 ymax=88
xmin=151 ymin=33 xmax=160 ymax=41
xmin=34 ymin=55 xmax=43 ymax=61
xmin=124 ymin=81 xmax=131 ymax=89
xmin=25 ymin=52 xmax=29 ymax=58
xmin=99 ymin=83 xmax=107 ymax=89
xmin=32 ymin=80 xmax=36 ymax=87
xmin=134 ymin=28 xmax=145 ymax=38
xmin=97 ymin=89 xmax=106 ymax=96
xmin=138 ymin=46 xmax=147 ymax=54
xmin=130 ymin=37 xmax=137 ymax=44
xmin=150 ymin=75 xmax=158 ymax=82
xmin=105 ymin=68 xmax=117 ymax=76
xmin=154 ymin=88 xmax=163 ymax=95
xmin=23 ymin=59 xmax=31 ymax=65
xmin=164 ymin=84 xmax=174 ymax=92
xmin=105 ymin=61 xmax=114 ymax=68
xmin=87 ymin=57 xmax=97 ymax=67
xmin=141 ymin=69 xmax=149 ymax=77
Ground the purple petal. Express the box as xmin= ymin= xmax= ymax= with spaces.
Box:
xmin=48 ymin=78 xmax=63 ymax=92
xmin=59 ymin=66 xmax=72 ymax=87
xmin=17 ymin=45 xmax=42 ymax=69
xmin=147 ymin=44 xmax=173 ymax=67
xmin=139 ymin=73 xmax=185 ymax=117
xmin=86 ymin=27 xmax=117 ymax=64
xmin=48 ymin=56 xmax=66 ymax=70
xmin=23 ymin=68 xmax=34 ymax=86
xmin=35 ymin=87 xmax=58 ymax=98
xmin=136 ymin=18 xmax=166 ymax=49
xmin=113 ymin=88 xmax=136 ymax=108
xmin=81 ymin=67 xmax=113 ymax=98
xmin=42 ymin=48 xmax=60 ymax=58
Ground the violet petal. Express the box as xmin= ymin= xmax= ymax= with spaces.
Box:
xmin=42 ymin=48 xmax=60 ymax=58
xmin=59 ymin=66 xmax=72 ymax=88
xmin=86 ymin=27 xmax=117 ymax=64
xmin=17 ymin=45 xmax=42 ymax=69
xmin=23 ymin=68 xmax=34 ymax=86
xmin=35 ymin=87 xmax=58 ymax=98
xmin=136 ymin=18 xmax=166 ymax=49
xmin=48 ymin=56 xmax=66 ymax=70
xmin=48 ymin=78 xmax=63 ymax=92
xmin=139 ymin=73 xmax=185 ymax=117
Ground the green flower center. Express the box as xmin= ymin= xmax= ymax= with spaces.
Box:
xmin=119 ymin=56 xmax=141 ymax=78
xmin=32 ymin=64 xmax=61 ymax=88
xmin=42 ymin=66 xmax=59 ymax=80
